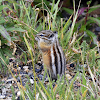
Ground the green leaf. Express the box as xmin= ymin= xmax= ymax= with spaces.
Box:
xmin=0 ymin=25 xmax=11 ymax=42
xmin=91 ymin=50 xmax=95 ymax=66
xmin=0 ymin=5 xmax=14 ymax=12
xmin=65 ymin=7 xmax=79 ymax=45
xmin=0 ymin=17 xmax=6 ymax=24
xmin=87 ymin=0 xmax=92 ymax=5
xmin=88 ymin=17 xmax=100 ymax=26
xmin=52 ymin=0 xmax=60 ymax=13
xmin=63 ymin=7 xmax=73 ymax=15
xmin=88 ymin=7 xmax=99 ymax=14
xmin=51 ymin=0 xmax=60 ymax=29
xmin=6 ymin=27 xmax=27 ymax=32
xmin=0 ymin=5 xmax=7 ymax=12
xmin=5 ymin=0 xmax=17 ymax=4
xmin=85 ymin=30 xmax=97 ymax=40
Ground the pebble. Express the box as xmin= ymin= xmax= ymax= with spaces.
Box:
xmin=95 ymin=27 xmax=100 ymax=32
xmin=9 ymin=58 xmax=13 ymax=62
xmin=28 ymin=71 xmax=33 ymax=76
xmin=17 ymin=77 xmax=21 ymax=82
xmin=35 ymin=65 xmax=43 ymax=73
xmin=19 ymin=65 xmax=23 ymax=70
xmin=35 ymin=68 xmax=40 ymax=73
xmin=24 ymin=68 xmax=29 ymax=72
xmin=22 ymin=81 xmax=25 ymax=86
xmin=17 ymin=67 xmax=21 ymax=71
xmin=40 ymin=65 xmax=43 ymax=71
xmin=70 ymin=63 xmax=74 ymax=67
xmin=23 ymin=66 xmax=29 ymax=72
xmin=19 ymin=71 xmax=24 ymax=74
xmin=0 ymin=94 xmax=6 ymax=99
xmin=2 ymin=88 xmax=6 ymax=95
xmin=5 ymin=84 xmax=12 ymax=89
xmin=30 ymin=75 xmax=34 ymax=79
xmin=66 ymin=74 xmax=72 ymax=80
xmin=36 ymin=93 xmax=39 ymax=100
xmin=17 ymin=91 xmax=20 ymax=97
xmin=6 ymin=97 xmax=12 ymax=100
xmin=17 ymin=96 xmax=20 ymax=100
xmin=23 ymin=71 xmax=28 ymax=74
xmin=23 ymin=66 xmax=29 ymax=69
xmin=37 ymin=63 xmax=42 ymax=66
xmin=8 ymin=75 xmax=12 ymax=79
xmin=37 ymin=74 xmax=43 ymax=80
xmin=30 ymin=79 xmax=34 ymax=84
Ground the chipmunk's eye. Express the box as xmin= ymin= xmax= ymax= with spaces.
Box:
xmin=53 ymin=31 xmax=58 ymax=34
xmin=49 ymin=34 xmax=54 ymax=38
xmin=40 ymin=34 xmax=44 ymax=36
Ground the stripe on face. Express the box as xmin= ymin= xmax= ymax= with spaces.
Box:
xmin=38 ymin=30 xmax=54 ymax=40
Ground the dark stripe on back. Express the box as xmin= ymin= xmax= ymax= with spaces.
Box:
xmin=53 ymin=45 xmax=58 ymax=74
xmin=50 ymin=51 xmax=52 ymax=71
xmin=56 ymin=42 xmax=62 ymax=74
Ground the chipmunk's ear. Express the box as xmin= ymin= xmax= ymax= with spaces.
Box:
xmin=53 ymin=31 xmax=58 ymax=34
xmin=48 ymin=34 xmax=54 ymax=39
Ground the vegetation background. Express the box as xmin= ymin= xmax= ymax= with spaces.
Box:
xmin=0 ymin=0 xmax=100 ymax=99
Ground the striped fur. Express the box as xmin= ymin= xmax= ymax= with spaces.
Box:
xmin=35 ymin=30 xmax=66 ymax=80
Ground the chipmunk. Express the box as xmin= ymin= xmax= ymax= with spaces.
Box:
xmin=35 ymin=30 xmax=66 ymax=80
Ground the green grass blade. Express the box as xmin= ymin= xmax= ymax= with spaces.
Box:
xmin=88 ymin=17 xmax=100 ymax=26
xmin=0 ymin=25 xmax=11 ymax=42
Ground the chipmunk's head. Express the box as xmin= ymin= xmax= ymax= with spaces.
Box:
xmin=35 ymin=30 xmax=58 ymax=46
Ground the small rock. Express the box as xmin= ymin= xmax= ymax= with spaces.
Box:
xmin=9 ymin=94 xmax=13 ymax=97
xmin=17 ymin=67 xmax=21 ymax=71
xmin=28 ymin=71 xmax=33 ymax=76
xmin=23 ymin=71 xmax=28 ymax=74
xmin=30 ymin=79 xmax=34 ymax=84
xmin=56 ymin=94 xmax=59 ymax=99
xmin=37 ymin=74 xmax=43 ymax=80
xmin=5 ymin=84 xmax=12 ymax=89
xmin=9 ymin=58 xmax=13 ymax=62
xmin=0 ymin=94 xmax=6 ymax=99
xmin=2 ymin=88 xmax=6 ymax=95
xmin=30 ymin=75 xmax=34 ymax=79
xmin=66 ymin=74 xmax=72 ymax=80
xmin=40 ymin=65 xmax=43 ymax=70
xmin=35 ymin=65 xmax=43 ymax=73
xmin=16 ymin=96 xmax=20 ymax=100
xmin=17 ymin=91 xmax=20 ymax=97
xmin=23 ymin=66 xmax=29 ymax=72
xmin=35 ymin=68 xmax=40 ymax=73
xmin=6 ymin=97 xmax=12 ymax=100
xmin=17 ymin=77 xmax=21 ymax=82
xmin=36 ymin=93 xmax=39 ymax=100
xmin=20 ymin=71 xmax=23 ymax=74
xmin=95 ymin=27 xmax=100 ymax=32
xmin=37 ymin=63 xmax=42 ymax=66
xmin=23 ymin=66 xmax=29 ymax=69
xmin=22 ymin=81 xmax=25 ymax=86
xmin=70 ymin=63 xmax=74 ymax=67
xmin=9 ymin=57 xmax=15 ymax=62
xmin=19 ymin=65 xmax=23 ymax=70
xmin=8 ymin=75 xmax=12 ymax=79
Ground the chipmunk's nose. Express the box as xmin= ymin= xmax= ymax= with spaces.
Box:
xmin=35 ymin=35 xmax=40 ymax=41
